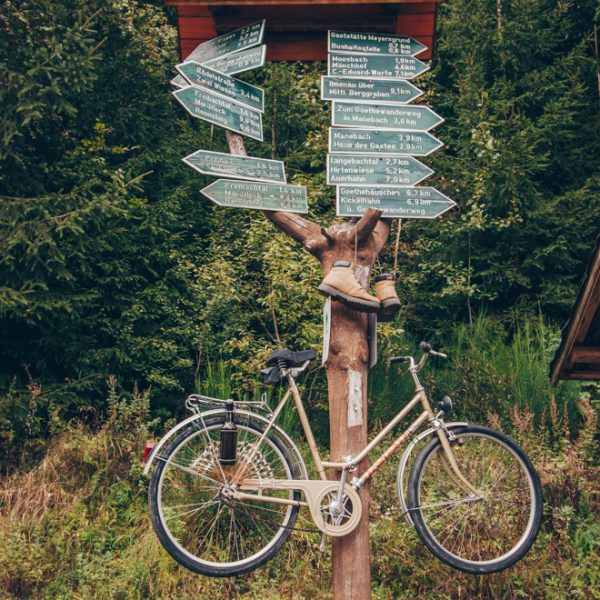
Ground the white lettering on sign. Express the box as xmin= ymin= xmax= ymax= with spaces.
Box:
xmin=347 ymin=369 xmax=363 ymax=427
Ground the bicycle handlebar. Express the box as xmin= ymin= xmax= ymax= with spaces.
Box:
xmin=390 ymin=341 xmax=448 ymax=369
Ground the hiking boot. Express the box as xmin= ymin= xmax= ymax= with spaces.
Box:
xmin=374 ymin=273 xmax=401 ymax=322
xmin=318 ymin=261 xmax=380 ymax=313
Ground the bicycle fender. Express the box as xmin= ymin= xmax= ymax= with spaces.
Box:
xmin=397 ymin=421 xmax=468 ymax=527
xmin=143 ymin=408 xmax=308 ymax=478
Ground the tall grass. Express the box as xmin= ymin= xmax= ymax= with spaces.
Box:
xmin=370 ymin=314 xmax=585 ymax=437
xmin=0 ymin=376 xmax=597 ymax=599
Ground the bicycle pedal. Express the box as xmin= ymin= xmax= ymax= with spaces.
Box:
xmin=319 ymin=534 xmax=328 ymax=553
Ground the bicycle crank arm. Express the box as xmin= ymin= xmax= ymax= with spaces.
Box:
xmin=237 ymin=479 xmax=362 ymax=537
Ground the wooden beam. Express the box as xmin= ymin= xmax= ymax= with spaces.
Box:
xmin=574 ymin=282 xmax=600 ymax=344
xmin=550 ymin=238 xmax=600 ymax=385
xmin=213 ymin=16 xmax=398 ymax=32
xmin=560 ymin=370 xmax=600 ymax=380
xmin=570 ymin=345 xmax=600 ymax=364
xmin=167 ymin=0 xmax=443 ymax=5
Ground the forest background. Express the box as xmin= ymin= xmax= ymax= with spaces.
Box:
xmin=0 ymin=0 xmax=599 ymax=598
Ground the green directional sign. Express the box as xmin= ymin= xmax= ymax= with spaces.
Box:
xmin=328 ymin=53 xmax=429 ymax=80
xmin=204 ymin=45 xmax=266 ymax=75
xmin=328 ymin=30 xmax=427 ymax=57
xmin=201 ymin=179 xmax=308 ymax=213
xmin=183 ymin=150 xmax=286 ymax=183
xmin=173 ymin=86 xmax=263 ymax=141
xmin=329 ymin=128 xmax=443 ymax=156
xmin=188 ymin=21 xmax=265 ymax=63
xmin=332 ymin=102 xmax=443 ymax=131
xmin=327 ymin=154 xmax=433 ymax=186
xmin=337 ymin=186 xmax=455 ymax=219
xmin=321 ymin=77 xmax=422 ymax=105
xmin=177 ymin=61 xmax=264 ymax=112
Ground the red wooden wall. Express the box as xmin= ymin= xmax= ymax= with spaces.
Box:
xmin=165 ymin=1 xmax=442 ymax=62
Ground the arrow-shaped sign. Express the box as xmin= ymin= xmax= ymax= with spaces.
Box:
xmin=329 ymin=128 xmax=443 ymax=156
xmin=332 ymin=102 xmax=443 ymax=131
xmin=337 ymin=186 xmax=456 ymax=219
xmin=176 ymin=61 xmax=264 ymax=112
xmin=327 ymin=154 xmax=433 ymax=186
xmin=328 ymin=30 xmax=427 ymax=57
xmin=183 ymin=150 xmax=286 ymax=183
xmin=328 ymin=53 xmax=429 ymax=80
xmin=203 ymin=45 xmax=266 ymax=75
xmin=321 ymin=76 xmax=422 ymax=105
xmin=187 ymin=20 xmax=265 ymax=63
xmin=201 ymin=179 xmax=308 ymax=213
xmin=173 ymin=86 xmax=263 ymax=141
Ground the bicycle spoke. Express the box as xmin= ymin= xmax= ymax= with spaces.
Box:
xmin=411 ymin=429 xmax=540 ymax=567
xmin=151 ymin=419 xmax=299 ymax=573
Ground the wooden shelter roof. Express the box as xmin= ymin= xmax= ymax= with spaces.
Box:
xmin=550 ymin=235 xmax=600 ymax=385
xmin=165 ymin=1 xmax=444 ymax=61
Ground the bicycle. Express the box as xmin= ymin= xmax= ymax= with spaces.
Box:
xmin=144 ymin=342 xmax=542 ymax=577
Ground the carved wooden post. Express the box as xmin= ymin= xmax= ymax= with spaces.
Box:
xmin=226 ymin=131 xmax=390 ymax=600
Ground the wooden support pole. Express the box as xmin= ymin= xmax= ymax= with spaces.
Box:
xmin=225 ymin=130 xmax=390 ymax=599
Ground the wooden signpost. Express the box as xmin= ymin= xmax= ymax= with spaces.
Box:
xmin=170 ymin=14 xmax=452 ymax=599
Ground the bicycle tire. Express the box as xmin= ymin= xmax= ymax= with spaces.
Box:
xmin=407 ymin=425 xmax=542 ymax=574
xmin=148 ymin=415 xmax=303 ymax=577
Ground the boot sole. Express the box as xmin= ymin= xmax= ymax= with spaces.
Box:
xmin=318 ymin=284 xmax=380 ymax=313
xmin=378 ymin=298 xmax=401 ymax=322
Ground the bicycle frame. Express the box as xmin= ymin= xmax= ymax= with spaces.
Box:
xmin=235 ymin=353 xmax=480 ymax=507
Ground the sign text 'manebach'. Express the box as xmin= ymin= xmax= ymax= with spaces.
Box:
xmin=203 ymin=45 xmax=266 ymax=75
xmin=328 ymin=30 xmax=427 ymax=57
xmin=337 ymin=186 xmax=456 ymax=219
xmin=329 ymin=128 xmax=443 ymax=156
xmin=176 ymin=61 xmax=264 ymax=112
xmin=183 ymin=150 xmax=286 ymax=183
xmin=328 ymin=53 xmax=429 ymax=80
xmin=332 ymin=102 xmax=443 ymax=131
xmin=173 ymin=86 xmax=263 ymax=141
xmin=321 ymin=77 xmax=422 ymax=105
xmin=327 ymin=154 xmax=433 ymax=186
xmin=187 ymin=20 xmax=265 ymax=63
xmin=201 ymin=179 xmax=308 ymax=213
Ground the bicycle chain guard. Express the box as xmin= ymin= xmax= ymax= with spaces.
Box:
xmin=237 ymin=479 xmax=362 ymax=537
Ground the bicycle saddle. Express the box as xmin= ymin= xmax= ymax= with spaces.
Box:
xmin=266 ymin=348 xmax=317 ymax=367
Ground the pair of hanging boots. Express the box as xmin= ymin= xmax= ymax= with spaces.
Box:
xmin=318 ymin=260 xmax=400 ymax=321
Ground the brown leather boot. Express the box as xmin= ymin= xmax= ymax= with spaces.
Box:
xmin=374 ymin=273 xmax=400 ymax=322
xmin=318 ymin=261 xmax=380 ymax=313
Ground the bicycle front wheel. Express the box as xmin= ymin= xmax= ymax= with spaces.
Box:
xmin=407 ymin=425 xmax=542 ymax=574
xmin=148 ymin=415 xmax=303 ymax=577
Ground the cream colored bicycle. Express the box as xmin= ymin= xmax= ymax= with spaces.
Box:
xmin=145 ymin=342 xmax=542 ymax=577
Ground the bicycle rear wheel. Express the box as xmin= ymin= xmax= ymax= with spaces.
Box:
xmin=407 ymin=425 xmax=542 ymax=574
xmin=148 ymin=415 xmax=303 ymax=577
